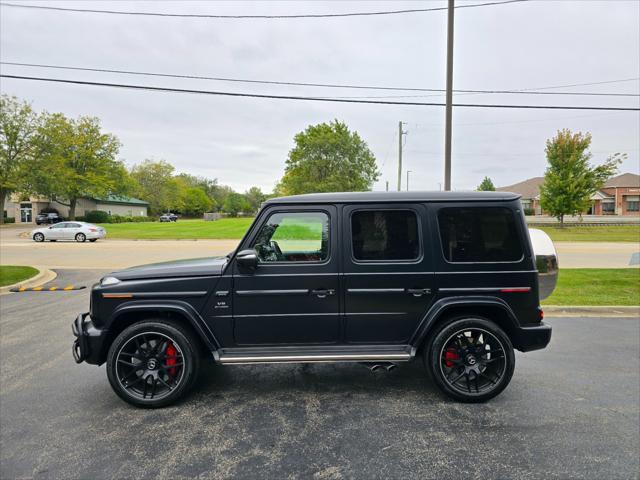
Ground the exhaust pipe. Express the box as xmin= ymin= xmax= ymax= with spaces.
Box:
xmin=360 ymin=362 xmax=397 ymax=372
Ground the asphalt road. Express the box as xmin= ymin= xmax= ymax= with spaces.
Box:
xmin=1 ymin=225 xmax=638 ymax=269
xmin=1 ymin=269 xmax=639 ymax=479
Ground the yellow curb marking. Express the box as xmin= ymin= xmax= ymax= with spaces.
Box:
xmin=18 ymin=287 xmax=26 ymax=292
xmin=32 ymin=287 xmax=43 ymax=291
xmin=63 ymin=285 xmax=74 ymax=291
xmin=49 ymin=286 xmax=58 ymax=291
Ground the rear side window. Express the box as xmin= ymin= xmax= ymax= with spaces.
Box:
xmin=351 ymin=210 xmax=420 ymax=261
xmin=438 ymin=207 xmax=523 ymax=263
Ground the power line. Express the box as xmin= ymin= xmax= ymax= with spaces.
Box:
xmin=2 ymin=62 xmax=638 ymax=98
xmin=0 ymin=0 xmax=528 ymax=19
xmin=2 ymin=74 xmax=638 ymax=111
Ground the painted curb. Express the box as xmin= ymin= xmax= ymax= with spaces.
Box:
xmin=543 ymin=305 xmax=640 ymax=317
xmin=0 ymin=267 xmax=57 ymax=295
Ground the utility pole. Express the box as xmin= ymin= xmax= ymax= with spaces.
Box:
xmin=397 ymin=121 xmax=407 ymax=191
xmin=444 ymin=0 xmax=454 ymax=191
xmin=406 ymin=171 xmax=412 ymax=191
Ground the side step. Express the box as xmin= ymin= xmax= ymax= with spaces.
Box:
xmin=217 ymin=344 xmax=414 ymax=365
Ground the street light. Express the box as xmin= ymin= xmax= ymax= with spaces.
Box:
xmin=406 ymin=171 xmax=412 ymax=191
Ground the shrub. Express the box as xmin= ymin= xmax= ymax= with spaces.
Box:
xmin=523 ymin=208 xmax=535 ymax=216
xmin=3 ymin=217 xmax=15 ymax=224
xmin=84 ymin=210 xmax=110 ymax=223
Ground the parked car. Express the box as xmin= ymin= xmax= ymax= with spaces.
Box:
xmin=159 ymin=214 xmax=178 ymax=222
xmin=32 ymin=221 xmax=106 ymax=243
xmin=35 ymin=212 xmax=64 ymax=225
xmin=72 ymin=191 xmax=557 ymax=408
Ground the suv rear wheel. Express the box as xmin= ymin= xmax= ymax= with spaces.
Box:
xmin=106 ymin=320 xmax=201 ymax=408
xmin=424 ymin=317 xmax=515 ymax=402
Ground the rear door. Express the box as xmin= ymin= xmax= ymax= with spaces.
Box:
xmin=342 ymin=204 xmax=435 ymax=344
xmin=231 ymin=205 xmax=341 ymax=345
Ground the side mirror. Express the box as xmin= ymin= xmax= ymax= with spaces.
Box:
xmin=236 ymin=249 xmax=258 ymax=270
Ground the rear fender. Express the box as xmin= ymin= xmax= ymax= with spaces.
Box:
xmin=410 ymin=296 xmax=520 ymax=349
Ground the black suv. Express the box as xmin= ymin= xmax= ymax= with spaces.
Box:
xmin=73 ymin=192 xmax=556 ymax=407
xmin=36 ymin=212 xmax=63 ymax=225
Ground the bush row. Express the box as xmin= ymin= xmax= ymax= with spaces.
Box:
xmin=82 ymin=210 xmax=157 ymax=224
xmin=2 ymin=217 xmax=16 ymax=224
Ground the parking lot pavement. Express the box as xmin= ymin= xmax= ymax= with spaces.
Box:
xmin=1 ymin=269 xmax=639 ymax=479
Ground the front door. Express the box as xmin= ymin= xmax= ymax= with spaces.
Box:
xmin=47 ymin=222 xmax=68 ymax=239
xmin=231 ymin=205 xmax=340 ymax=345
xmin=342 ymin=204 xmax=435 ymax=344
xmin=20 ymin=206 xmax=32 ymax=223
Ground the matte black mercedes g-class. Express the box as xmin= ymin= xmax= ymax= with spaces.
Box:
xmin=73 ymin=192 xmax=557 ymax=407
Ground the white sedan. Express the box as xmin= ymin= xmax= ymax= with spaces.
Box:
xmin=31 ymin=221 xmax=107 ymax=243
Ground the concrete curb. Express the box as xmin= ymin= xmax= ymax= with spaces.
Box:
xmin=0 ymin=267 xmax=57 ymax=295
xmin=543 ymin=305 xmax=640 ymax=317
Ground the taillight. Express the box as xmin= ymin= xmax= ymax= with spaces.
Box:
xmin=89 ymin=228 xmax=97 ymax=232
xmin=538 ymin=308 xmax=544 ymax=321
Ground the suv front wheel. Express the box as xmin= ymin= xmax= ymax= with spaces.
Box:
xmin=425 ymin=317 xmax=515 ymax=402
xmin=106 ymin=320 xmax=201 ymax=408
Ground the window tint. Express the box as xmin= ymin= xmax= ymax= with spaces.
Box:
xmin=51 ymin=223 xmax=68 ymax=229
xmin=252 ymin=211 xmax=329 ymax=263
xmin=438 ymin=207 xmax=523 ymax=263
xmin=351 ymin=210 xmax=420 ymax=261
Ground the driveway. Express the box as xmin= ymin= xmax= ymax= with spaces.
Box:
xmin=0 ymin=269 xmax=638 ymax=479
xmin=1 ymin=226 xmax=638 ymax=269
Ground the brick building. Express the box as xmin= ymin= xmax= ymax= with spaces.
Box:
xmin=497 ymin=172 xmax=640 ymax=216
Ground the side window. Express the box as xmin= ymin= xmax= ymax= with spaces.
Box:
xmin=52 ymin=223 xmax=68 ymax=229
xmin=438 ymin=207 xmax=523 ymax=263
xmin=351 ymin=210 xmax=420 ymax=261
xmin=252 ymin=211 xmax=329 ymax=263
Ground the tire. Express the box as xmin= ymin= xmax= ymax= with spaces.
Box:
xmin=424 ymin=317 xmax=515 ymax=403
xmin=106 ymin=319 xmax=201 ymax=408
xmin=89 ymin=239 xmax=97 ymax=242
xmin=75 ymin=233 xmax=86 ymax=242
xmin=33 ymin=233 xmax=45 ymax=242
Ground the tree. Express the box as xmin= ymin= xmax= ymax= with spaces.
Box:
xmin=33 ymin=114 xmax=126 ymax=219
xmin=130 ymin=159 xmax=181 ymax=214
xmin=222 ymin=192 xmax=250 ymax=217
xmin=539 ymin=129 xmax=622 ymax=225
xmin=278 ymin=120 xmax=379 ymax=195
xmin=181 ymin=187 xmax=214 ymax=217
xmin=477 ymin=176 xmax=496 ymax=191
xmin=0 ymin=95 xmax=39 ymax=223
xmin=244 ymin=186 xmax=266 ymax=213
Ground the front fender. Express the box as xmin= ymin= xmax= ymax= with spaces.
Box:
xmin=109 ymin=300 xmax=219 ymax=350
xmin=409 ymin=296 xmax=520 ymax=348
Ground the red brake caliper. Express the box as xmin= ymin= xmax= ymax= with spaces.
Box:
xmin=444 ymin=347 xmax=460 ymax=368
xmin=165 ymin=342 xmax=178 ymax=377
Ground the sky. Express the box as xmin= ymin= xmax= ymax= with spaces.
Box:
xmin=1 ymin=0 xmax=639 ymax=193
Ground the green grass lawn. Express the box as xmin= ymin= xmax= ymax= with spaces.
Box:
xmin=98 ymin=218 xmax=254 ymax=239
xmin=536 ymin=225 xmax=640 ymax=242
xmin=0 ymin=265 xmax=39 ymax=287
xmin=543 ymin=268 xmax=640 ymax=306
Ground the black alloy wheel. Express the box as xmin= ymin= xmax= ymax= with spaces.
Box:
xmin=75 ymin=233 xmax=86 ymax=242
xmin=106 ymin=320 xmax=200 ymax=408
xmin=33 ymin=233 xmax=45 ymax=242
xmin=426 ymin=317 xmax=515 ymax=402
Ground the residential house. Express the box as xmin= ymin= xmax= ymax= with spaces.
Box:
xmin=3 ymin=194 xmax=149 ymax=223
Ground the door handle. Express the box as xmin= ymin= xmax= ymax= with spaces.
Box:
xmin=406 ymin=288 xmax=431 ymax=297
xmin=311 ymin=289 xmax=335 ymax=298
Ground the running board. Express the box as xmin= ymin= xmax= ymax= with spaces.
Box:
xmin=217 ymin=345 xmax=414 ymax=365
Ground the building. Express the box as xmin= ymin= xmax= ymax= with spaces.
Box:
xmin=496 ymin=177 xmax=544 ymax=214
xmin=497 ymin=172 xmax=640 ymax=216
xmin=3 ymin=194 xmax=149 ymax=223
